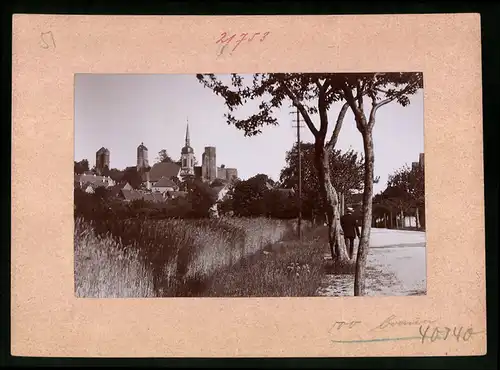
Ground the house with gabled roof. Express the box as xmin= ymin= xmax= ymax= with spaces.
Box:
xmin=76 ymin=173 xmax=116 ymax=189
xmin=151 ymin=176 xmax=179 ymax=193
xmin=107 ymin=181 xmax=133 ymax=198
xmin=119 ymin=189 xmax=144 ymax=202
xmin=141 ymin=162 xmax=181 ymax=190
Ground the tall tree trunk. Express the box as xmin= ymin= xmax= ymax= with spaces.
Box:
xmin=315 ymin=143 xmax=348 ymax=262
xmin=354 ymin=129 xmax=375 ymax=296
xmin=415 ymin=206 xmax=420 ymax=229
xmin=389 ymin=210 xmax=393 ymax=228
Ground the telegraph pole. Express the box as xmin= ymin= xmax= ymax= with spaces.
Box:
xmin=291 ymin=105 xmax=304 ymax=241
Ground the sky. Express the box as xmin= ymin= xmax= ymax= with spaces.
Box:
xmin=74 ymin=74 xmax=424 ymax=195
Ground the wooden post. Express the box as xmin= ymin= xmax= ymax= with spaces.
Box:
xmin=297 ymin=106 xmax=302 ymax=241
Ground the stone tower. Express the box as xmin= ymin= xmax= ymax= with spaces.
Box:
xmin=95 ymin=147 xmax=110 ymax=175
xmin=202 ymin=146 xmax=217 ymax=182
xmin=137 ymin=142 xmax=149 ymax=170
xmin=180 ymin=122 xmax=195 ymax=178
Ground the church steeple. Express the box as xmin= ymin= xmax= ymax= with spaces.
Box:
xmin=185 ymin=120 xmax=190 ymax=147
xmin=180 ymin=118 xmax=195 ymax=178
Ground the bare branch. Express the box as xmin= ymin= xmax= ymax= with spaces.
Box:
xmin=368 ymin=83 xmax=416 ymax=128
xmin=281 ymin=82 xmax=319 ymax=137
xmin=341 ymin=84 xmax=366 ymax=132
xmin=375 ymin=87 xmax=390 ymax=94
xmin=318 ymin=80 xmax=332 ymax=136
xmin=356 ymin=80 xmax=364 ymax=110
xmin=325 ymin=102 xmax=349 ymax=152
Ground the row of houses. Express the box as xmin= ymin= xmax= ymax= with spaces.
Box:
xmin=74 ymin=171 xmax=229 ymax=206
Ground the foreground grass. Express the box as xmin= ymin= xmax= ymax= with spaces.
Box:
xmin=74 ymin=218 xmax=155 ymax=298
xmin=75 ymin=215 xmax=362 ymax=298
xmin=197 ymin=238 xmax=326 ymax=297
xmin=184 ymin=217 xmax=293 ymax=278
xmin=75 ymin=216 xmax=297 ymax=297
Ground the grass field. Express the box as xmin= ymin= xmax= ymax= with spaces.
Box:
xmin=74 ymin=217 xmax=156 ymax=298
xmin=75 ymin=215 xmax=424 ymax=298
xmin=74 ymin=216 xmax=317 ymax=297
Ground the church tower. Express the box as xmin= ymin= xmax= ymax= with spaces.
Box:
xmin=180 ymin=121 xmax=195 ymax=178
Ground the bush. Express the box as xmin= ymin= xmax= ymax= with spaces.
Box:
xmin=186 ymin=179 xmax=218 ymax=218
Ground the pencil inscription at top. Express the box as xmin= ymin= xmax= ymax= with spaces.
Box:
xmin=40 ymin=31 xmax=56 ymax=49
xmin=216 ymin=31 xmax=270 ymax=56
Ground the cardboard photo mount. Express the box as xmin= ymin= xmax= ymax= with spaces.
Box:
xmin=11 ymin=14 xmax=486 ymax=357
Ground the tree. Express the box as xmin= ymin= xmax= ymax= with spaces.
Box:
xmin=108 ymin=168 xmax=125 ymax=183
xmin=186 ymin=179 xmax=218 ymax=218
xmin=93 ymin=186 xmax=110 ymax=201
xmin=279 ymin=142 xmax=365 ymax=223
xmin=264 ymin=189 xmax=298 ymax=219
xmin=102 ymin=165 xmax=111 ymax=177
xmin=387 ymin=163 xmax=425 ymax=228
xmin=122 ymin=167 xmax=143 ymax=189
xmin=156 ymin=149 xmax=174 ymax=164
xmin=231 ymin=174 xmax=271 ymax=217
xmin=197 ymin=72 xmax=422 ymax=296
xmin=339 ymin=72 xmax=423 ymax=295
xmin=74 ymin=159 xmax=89 ymax=175
xmin=210 ymin=178 xmax=226 ymax=188
xmin=373 ymin=188 xmax=410 ymax=229
xmin=196 ymin=73 xmax=354 ymax=262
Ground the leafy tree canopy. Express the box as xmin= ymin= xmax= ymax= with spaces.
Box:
xmin=156 ymin=149 xmax=175 ymax=164
xmin=196 ymin=73 xmax=423 ymax=139
xmin=74 ymin=159 xmax=89 ymax=175
xmin=122 ymin=167 xmax=143 ymax=189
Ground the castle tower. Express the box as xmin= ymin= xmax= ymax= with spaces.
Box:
xmin=202 ymin=146 xmax=217 ymax=182
xmin=137 ymin=142 xmax=149 ymax=170
xmin=95 ymin=147 xmax=110 ymax=175
xmin=180 ymin=122 xmax=195 ymax=178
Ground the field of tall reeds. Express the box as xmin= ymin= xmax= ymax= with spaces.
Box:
xmin=74 ymin=216 xmax=298 ymax=297
xmin=74 ymin=217 xmax=156 ymax=298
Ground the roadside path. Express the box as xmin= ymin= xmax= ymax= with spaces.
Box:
xmin=316 ymin=228 xmax=427 ymax=296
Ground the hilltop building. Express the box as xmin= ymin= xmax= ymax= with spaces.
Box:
xmin=137 ymin=142 xmax=149 ymax=170
xmin=412 ymin=152 xmax=425 ymax=170
xmin=86 ymin=122 xmax=239 ymax=193
xmin=141 ymin=123 xmax=238 ymax=189
xmin=95 ymin=147 xmax=110 ymax=175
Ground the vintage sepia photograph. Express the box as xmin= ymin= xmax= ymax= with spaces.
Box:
xmin=74 ymin=72 xmax=425 ymax=298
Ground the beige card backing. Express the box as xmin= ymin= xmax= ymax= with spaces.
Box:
xmin=11 ymin=14 xmax=486 ymax=357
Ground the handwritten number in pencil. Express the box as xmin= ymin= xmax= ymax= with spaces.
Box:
xmin=248 ymin=32 xmax=260 ymax=42
xmin=216 ymin=31 xmax=270 ymax=56
xmin=232 ymin=33 xmax=248 ymax=52
xmin=452 ymin=327 xmax=463 ymax=342
xmin=260 ymin=32 xmax=270 ymax=42
xmin=462 ymin=328 xmax=473 ymax=341
xmin=419 ymin=325 xmax=478 ymax=343
xmin=41 ymin=31 xmax=56 ymax=49
xmin=215 ymin=32 xmax=227 ymax=44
